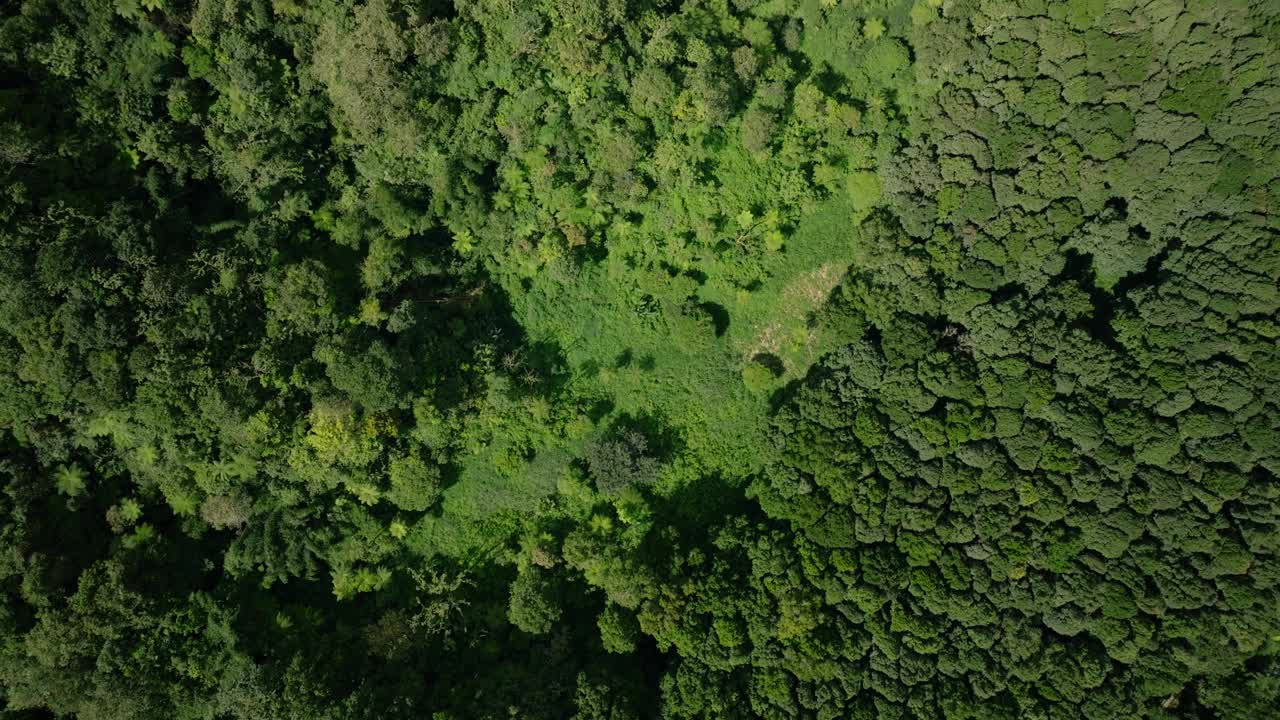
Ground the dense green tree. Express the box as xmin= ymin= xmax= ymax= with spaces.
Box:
xmin=2 ymin=0 xmax=1278 ymax=717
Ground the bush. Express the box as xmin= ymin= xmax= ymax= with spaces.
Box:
xmin=583 ymin=432 xmax=661 ymax=497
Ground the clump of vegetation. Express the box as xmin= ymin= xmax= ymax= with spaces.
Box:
xmin=0 ymin=0 xmax=1276 ymax=717
xmin=584 ymin=431 xmax=662 ymax=498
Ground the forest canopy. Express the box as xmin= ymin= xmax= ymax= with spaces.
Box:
xmin=1 ymin=0 xmax=1278 ymax=718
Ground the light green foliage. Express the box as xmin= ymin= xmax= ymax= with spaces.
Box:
xmin=54 ymin=464 xmax=87 ymax=497
xmin=846 ymin=170 xmax=883 ymax=214
xmin=386 ymin=452 xmax=442 ymax=512
xmin=740 ymin=362 xmax=776 ymax=395
xmin=863 ymin=17 xmax=886 ymax=40
xmin=0 ymin=0 xmax=1276 ymax=717
xmin=598 ymin=604 xmax=640 ymax=654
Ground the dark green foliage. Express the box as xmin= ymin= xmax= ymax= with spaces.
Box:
xmin=507 ymin=566 xmax=563 ymax=635
xmin=584 ymin=431 xmax=661 ymax=497
xmin=2 ymin=0 xmax=1279 ymax=717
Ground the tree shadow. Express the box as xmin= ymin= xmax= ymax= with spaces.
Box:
xmin=700 ymin=302 xmax=730 ymax=337
xmin=750 ymin=352 xmax=784 ymax=376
